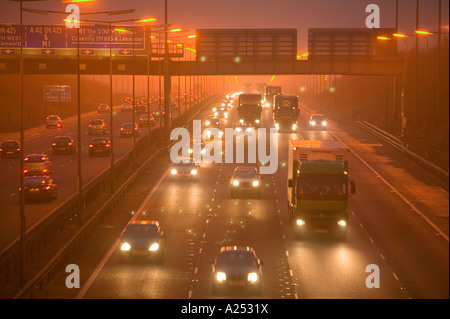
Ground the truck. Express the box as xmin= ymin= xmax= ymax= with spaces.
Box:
xmin=287 ymin=140 xmax=355 ymax=240
xmin=264 ymin=85 xmax=281 ymax=108
xmin=273 ymin=95 xmax=299 ymax=132
xmin=237 ymin=93 xmax=263 ymax=127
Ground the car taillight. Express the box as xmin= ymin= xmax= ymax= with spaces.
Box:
xmin=105 ymin=144 xmax=110 ymax=147
xmin=23 ymin=169 xmax=28 ymax=173
xmin=121 ymin=128 xmax=123 ymax=131
xmin=42 ymin=169 xmax=48 ymax=173
xmin=17 ymin=148 xmax=20 ymax=151
xmin=45 ymin=186 xmax=51 ymax=190
xmin=0 ymin=149 xmax=2 ymax=152
xmin=57 ymin=124 xmax=61 ymax=127
xmin=89 ymin=144 xmax=93 ymax=148
xmin=89 ymin=125 xmax=91 ymax=127
xmin=52 ymin=143 xmax=56 ymax=146
xmin=68 ymin=143 xmax=72 ymax=146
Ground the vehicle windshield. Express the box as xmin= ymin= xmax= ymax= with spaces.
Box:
xmin=91 ymin=120 xmax=104 ymax=125
xmin=124 ymin=224 xmax=158 ymax=238
xmin=2 ymin=142 xmax=19 ymax=147
xmin=234 ymin=169 xmax=258 ymax=179
xmin=217 ymin=251 xmax=257 ymax=267
xmin=312 ymin=116 xmax=325 ymax=122
xmin=55 ymin=137 xmax=71 ymax=142
xmin=297 ymin=176 xmax=347 ymax=198
xmin=24 ymin=176 xmax=48 ymax=185
xmin=92 ymin=139 xmax=108 ymax=144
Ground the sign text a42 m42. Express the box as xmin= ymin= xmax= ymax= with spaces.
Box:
xmin=0 ymin=24 xmax=145 ymax=50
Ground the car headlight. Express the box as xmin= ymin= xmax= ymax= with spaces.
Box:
xmin=236 ymin=127 xmax=242 ymax=132
xmin=190 ymin=169 xmax=197 ymax=175
xmin=266 ymin=103 xmax=270 ymax=107
xmin=149 ymin=243 xmax=160 ymax=251
xmin=188 ymin=149 xmax=193 ymax=154
xmin=246 ymin=127 xmax=253 ymax=133
xmin=171 ymin=168 xmax=177 ymax=175
xmin=216 ymin=272 xmax=227 ymax=282
xmin=337 ymin=220 xmax=347 ymax=227
xmin=292 ymin=124 xmax=297 ymax=130
xmin=322 ymin=121 xmax=327 ymax=126
xmin=255 ymin=119 xmax=260 ymax=124
xmin=311 ymin=121 xmax=316 ymax=126
xmin=275 ymin=123 xmax=279 ymax=129
xmin=296 ymin=219 xmax=305 ymax=226
xmin=252 ymin=180 xmax=259 ymax=187
xmin=219 ymin=131 xmax=224 ymax=137
xmin=201 ymin=149 xmax=206 ymax=154
xmin=232 ymin=180 xmax=239 ymax=186
xmin=205 ymin=121 xmax=210 ymax=126
xmin=120 ymin=242 xmax=131 ymax=251
xmin=212 ymin=108 xmax=217 ymax=112
xmin=247 ymin=272 xmax=258 ymax=282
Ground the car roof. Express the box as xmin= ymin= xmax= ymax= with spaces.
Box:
xmin=219 ymin=246 xmax=256 ymax=254
xmin=234 ymin=166 xmax=258 ymax=171
xmin=128 ymin=220 xmax=160 ymax=227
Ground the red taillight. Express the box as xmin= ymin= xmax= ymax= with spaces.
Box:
xmin=68 ymin=142 xmax=72 ymax=146
xmin=105 ymin=144 xmax=110 ymax=148
xmin=89 ymin=125 xmax=92 ymax=127
xmin=24 ymin=157 xmax=29 ymax=161
xmin=42 ymin=169 xmax=48 ymax=173
xmin=120 ymin=128 xmax=124 ymax=131
xmin=23 ymin=169 xmax=28 ymax=173
xmin=17 ymin=148 xmax=20 ymax=151
xmin=45 ymin=186 xmax=51 ymax=190
xmin=52 ymin=143 xmax=56 ymax=146
xmin=0 ymin=149 xmax=2 ymax=152
xmin=89 ymin=144 xmax=93 ymax=148
xmin=57 ymin=124 xmax=61 ymax=127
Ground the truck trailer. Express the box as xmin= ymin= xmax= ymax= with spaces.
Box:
xmin=287 ymin=140 xmax=355 ymax=240
xmin=273 ymin=95 xmax=299 ymax=132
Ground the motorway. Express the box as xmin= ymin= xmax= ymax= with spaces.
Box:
xmin=32 ymin=93 xmax=448 ymax=299
xmin=0 ymin=101 xmax=189 ymax=253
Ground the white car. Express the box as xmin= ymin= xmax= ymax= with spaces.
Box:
xmin=309 ymin=114 xmax=327 ymax=130
xmin=46 ymin=115 xmax=62 ymax=128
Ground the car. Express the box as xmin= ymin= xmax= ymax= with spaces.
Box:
xmin=22 ymin=175 xmax=57 ymax=203
xmin=212 ymin=106 xmax=229 ymax=119
xmin=170 ymin=159 xmax=199 ymax=180
xmin=88 ymin=138 xmax=111 ymax=157
xmin=97 ymin=103 xmax=110 ymax=113
xmin=229 ymin=166 xmax=262 ymax=198
xmin=121 ymin=103 xmax=133 ymax=112
xmin=139 ymin=113 xmax=155 ymax=127
xmin=188 ymin=139 xmax=206 ymax=156
xmin=52 ymin=136 xmax=76 ymax=154
xmin=118 ymin=220 xmax=166 ymax=263
xmin=211 ymin=246 xmax=263 ymax=295
xmin=309 ymin=114 xmax=327 ymax=130
xmin=120 ymin=122 xmax=140 ymax=137
xmin=88 ymin=118 xmax=107 ymax=135
xmin=23 ymin=153 xmax=53 ymax=176
xmin=134 ymin=103 xmax=147 ymax=114
xmin=234 ymin=120 xmax=256 ymax=135
xmin=0 ymin=140 xmax=21 ymax=158
xmin=204 ymin=118 xmax=223 ymax=139
xmin=46 ymin=115 xmax=62 ymax=129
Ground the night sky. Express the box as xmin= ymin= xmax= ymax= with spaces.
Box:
xmin=0 ymin=0 xmax=448 ymax=53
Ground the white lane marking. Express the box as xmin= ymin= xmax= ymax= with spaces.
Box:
xmin=329 ymin=131 xmax=449 ymax=243
xmin=75 ymin=166 xmax=170 ymax=299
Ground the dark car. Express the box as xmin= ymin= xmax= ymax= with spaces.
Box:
xmin=134 ymin=104 xmax=147 ymax=114
xmin=88 ymin=138 xmax=111 ymax=157
xmin=97 ymin=103 xmax=110 ymax=113
xmin=22 ymin=175 xmax=57 ymax=203
xmin=120 ymin=122 xmax=140 ymax=137
xmin=229 ymin=166 xmax=262 ymax=198
xmin=139 ymin=113 xmax=155 ymax=127
xmin=1 ymin=140 xmax=21 ymax=158
xmin=52 ymin=136 xmax=76 ymax=155
xmin=170 ymin=159 xmax=199 ymax=180
xmin=211 ymin=246 xmax=263 ymax=295
xmin=23 ymin=153 xmax=53 ymax=176
xmin=121 ymin=103 xmax=133 ymax=112
xmin=119 ymin=220 xmax=166 ymax=263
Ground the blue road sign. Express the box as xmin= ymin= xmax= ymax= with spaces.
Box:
xmin=0 ymin=24 xmax=145 ymax=50
xmin=44 ymin=85 xmax=71 ymax=102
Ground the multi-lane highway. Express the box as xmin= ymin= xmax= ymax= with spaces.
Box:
xmin=31 ymin=94 xmax=448 ymax=299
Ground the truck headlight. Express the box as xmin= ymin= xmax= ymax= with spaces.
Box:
xmin=205 ymin=120 xmax=210 ymax=126
xmin=296 ymin=219 xmax=305 ymax=226
xmin=311 ymin=121 xmax=316 ymax=126
xmin=255 ymin=119 xmax=260 ymax=124
xmin=120 ymin=242 xmax=131 ymax=251
xmin=216 ymin=272 xmax=226 ymax=282
xmin=190 ymin=169 xmax=197 ymax=175
xmin=337 ymin=220 xmax=347 ymax=227
xmin=322 ymin=121 xmax=327 ymax=126
xmin=252 ymin=180 xmax=259 ymax=187
xmin=247 ymin=272 xmax=258 ymax=282
xmin=171 ymin=168 xmax=177 ymax=175
xmin=232 ymin=180 xmax=239 ymax=186
xmin=292 ymin=124 xmax=297 ymax=130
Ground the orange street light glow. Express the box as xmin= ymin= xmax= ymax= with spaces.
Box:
xmin=415 ymin=30 xmax=433 ymax=35
xmin=170 ymin=28 xmax=182 ymax=32
xmin=138 ymin=18 xmax=157 ymax=23
xmin=393 ymin=33 xmax=408 ymax=38
xmin=114 ymin=28 xmax=129 ymax=33
xmin=377 ymin=36 xmax=391 ymax=40
xmin=270 ymin=75 xmax=275 ymax=82
xmin=186 ymin=48 xmax=196 ymax=53
xmin=187 ymin=35 xmax=196 ymax=38
xmin=62 ymin=0 xmax=94 ymax=3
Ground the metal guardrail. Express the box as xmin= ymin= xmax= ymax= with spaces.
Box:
xmin=9 ymin=94 xmax=221 ymax=298
xmin=357 ymin=120 xmax=449 ymax=185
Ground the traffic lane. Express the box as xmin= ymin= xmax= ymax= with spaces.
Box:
xmin=192 ymin=161 xmax=296 ymax=299
xmin=80 ymin=156 xmax=221 ymax=298
xmin=0 ymin=108 xmax=164 ymax=250
xmin=347 ymin=153 xmax=449 ymax=299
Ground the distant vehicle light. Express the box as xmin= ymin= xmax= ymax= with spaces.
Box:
xmin=171 ymin=168 xmax=177 ymax=175
xmin=255 ymin=119 xmax=260 ymax=124
xmin=311 ymin=121 xmax=316 ymax=126
xmin=252 ymin=180 xmax=259 ymax=187
xmin=190 ymin=169 xmax=197 ymax=175
xmin=296 ymin=219 xmax=305 ymax=226
xmin=232 ymin=180 xmax=239 ymax=186
xmin=121 ymin=242 xmax=131 ymax=251
xmin=322 ymin=121 xmax=327 ymax=126
xmin=205 ymin=121 xmax=210 ymax=126
xmin=338 ymin=220 xmax=347 ymax=227
xmin=149 ymin=243 xmax=159 ymax=251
